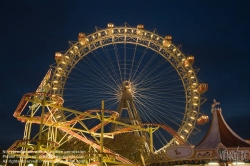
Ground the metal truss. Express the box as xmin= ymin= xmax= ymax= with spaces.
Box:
xmin=49 ymin=23 xmax=208 ymax=153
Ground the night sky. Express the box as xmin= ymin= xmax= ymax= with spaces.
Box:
xmin=1 ymin=0 xmax=250 ymax=149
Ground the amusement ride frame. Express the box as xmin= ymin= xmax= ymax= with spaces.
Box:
xmin=6 ymin=23 xmax=208 ymax=166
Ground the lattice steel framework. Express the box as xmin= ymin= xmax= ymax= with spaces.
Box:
xmin=49 ymin=23 xmax=207 ymax=153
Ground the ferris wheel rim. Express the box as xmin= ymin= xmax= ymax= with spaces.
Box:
xmin=49 ymin=23 xmax=203 ymax=153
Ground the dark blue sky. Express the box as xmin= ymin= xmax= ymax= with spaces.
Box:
xmin=0 ymin=0 xmax=250 ymax=148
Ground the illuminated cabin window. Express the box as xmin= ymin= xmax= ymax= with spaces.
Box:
xmin=163 ymin=35 xmax=172 ymax=47
xmin=78 ymin=32 xmax=85 ymax=40
xmin=107 ymin=23 xmax=114 ymax=28
xmin=55 ymin=52 xmax=62 ymax=58
xmin=78 ymin=33 xmax=88 ymax=45
xmin=198 ymin=83 xmax=208 ymax=94
xmin=137 ymin=24 xmax=144 ymax=29
xmin=184 ymin=56 xmax=195 ymax=66
xmin=197 ymin=115 xmax=209 ymax=125
xmin=165 ymin=35 xmax=172 ymax=42
xmin=55 ymin=52 xmax=62 ymax=64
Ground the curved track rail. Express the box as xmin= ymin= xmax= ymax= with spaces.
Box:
xmin=10 ymin=92 xmax=185 ymax=164
xmin=11 ymin=92 xmax=134 ymax=164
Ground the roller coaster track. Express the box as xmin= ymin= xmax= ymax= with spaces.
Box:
xmin=59 ymin=127 xmax=133 ymax=164
xmin=12 ymin=92 xmax=186 ymax=164
xmin=12 ymin=93 xmax=134 ymax=164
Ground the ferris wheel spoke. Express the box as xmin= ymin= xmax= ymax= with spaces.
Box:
xmin=142 ymin=70 xmax=181 ymax=85
xmin=131 ymin=51 xmax=159 ymax=82
xmin=133 ymin=59 xmax=170 ymax=85
xmin=139 ymin=83 xmax=183 ymax=92
xmin=65 ymin=78 xmax=117 ymax=92
xmin=104 ymin=100 xmax=119 ymax=110
xmin=135 ymin=94 xmax=184 ymax=100
xmin=65 ymin=98 xmax=117 ymax=110
xmin=76 ymin=55 xmax=118 ymax=88
xmin=134 ymin=98 xmax=183 ymax=127
xmin=137 ymin=97 xmax=186 ymax=111
xmin=68 ymin=68 xmax=118 ymax=92
xmin=156 ymin=129 xmax=169 ymax=142
xmin=133 ymin=55 xmax=168 ymax=84
xmin=135 ymin=96 xmax=185 ymax=105
xmin=77 ymin=65 xmax=117 ymax=91
xmin=137 ymin=81 xmax=184 ymax=89
xmin=135 ymin=98 xmax=185 ymax=121
xmin=130 ymin=47 xmax=148 ymax=81
xmin=64 ymin=87 xmax=118 ymax=98
xmin=102 ymin=46 xmax=121 ymax=86
xmin=64 ymin=95 xmax=117 ymax=102
xmin=113 ymin=44 xmax=123 ymax=82
xmin=137 ymin=74 xmax=179 ymax=88
xmin=136 ymin=89 xmax=184 ymax=96
xmin=64 ymin=90 xmax=117 ymax=99
xmin=141 ymin=97 xmax=186 ymax=111
xmin=149 ymin=107 xmax=184 ymax=125
xmin=65 ymin=85 xmax=118 ymax=93
xmin=91 ymin=49 xmax=121 ymax=86
xmin=135 ymin=62 xmax=176 ymax=84
xmin=136 ymin=91 xmax=185 ymax=100
xmin=137 ymin=86 xmax=184 ymax=94
xmin=154 ymin=130 xmax=169 ymax=147
xmin=65 ymin=84 xmax=118 ymax=96
xmin=142 ymin=109 xmax=183 ymax=128
xmin=129 ymin=44 xmax=137 ymax=80
xmin=138 ymin=100 xmax=185 ymax=122
xmin=139 ymin=106 xmax=182 ymax=128
xmin=135 ymin=74 xmax=181 ymax=90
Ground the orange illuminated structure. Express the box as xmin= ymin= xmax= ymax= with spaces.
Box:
xmin=184 ymin=56 xmax=195 ymax=67
xmin=198 ymin=83 xmax=208 ymax=94
xmin=78 ymin=32 xmax=85 ymax=40
xmin=54 ymin=52 xmax=62 ymax=63
xmin=78 ymin=32 xmax=88 ymax=45
xmin=107 ymin=23 xmax=114 ymax=28
xmin=165 ymin=35 xmax=172 ymax=42
xmin=137 ymin=24 xmax=144 ymax=29
xmin=163 ymin=35 xmax=172 ymax=47
xmin=197 ymin=114 xmax=209 ymax=125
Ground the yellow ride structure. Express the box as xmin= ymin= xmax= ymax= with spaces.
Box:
xmin=6 ymin=23 xmax=208 ymax=166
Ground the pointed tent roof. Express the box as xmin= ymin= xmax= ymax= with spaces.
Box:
xmin=195 ymin=100 xmax=250 ymax=149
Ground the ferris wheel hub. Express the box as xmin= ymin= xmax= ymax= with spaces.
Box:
xmin=122 ymin=80 xmax=131 ymax=89
xmin=121 ymin=80 xmax=132 ymax=100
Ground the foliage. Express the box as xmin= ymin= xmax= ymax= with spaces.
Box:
xmin=40 ymin=130 xmax=147 ymax=164
xmin=104 ymin=132 xmax=146 ymax=164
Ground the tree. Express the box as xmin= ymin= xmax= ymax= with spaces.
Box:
xmin=104 ymin=133 xmax=146 ymax=164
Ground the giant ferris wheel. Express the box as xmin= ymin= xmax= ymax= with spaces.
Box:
xmin=8 ymin=23 xmax=208 ymax=165
xmin=51 ymin=23 xmax=208 ymax=150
